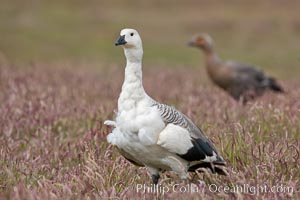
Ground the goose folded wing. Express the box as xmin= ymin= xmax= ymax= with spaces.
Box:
xmin=157 ymin=123 xmax=220 ymax=163
xmin=226 ymin=61 xmax=266 ymax=82
xmin=153 ymin=102 xmax=225 ymax=165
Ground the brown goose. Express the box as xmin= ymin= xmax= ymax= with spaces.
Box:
xmin=188 ymin=34 xmax=284 ymax=103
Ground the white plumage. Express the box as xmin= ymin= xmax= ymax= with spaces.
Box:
xmin=157 ymin=124 xmax=193 ymax=155
xmin=104 ymin=28 xmax=226 ymax=184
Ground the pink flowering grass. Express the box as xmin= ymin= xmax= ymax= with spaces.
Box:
xmin=0 ymin=62 xmax=299 ymax=199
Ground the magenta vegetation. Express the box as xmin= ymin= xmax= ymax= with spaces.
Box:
xmin=0 ymin=63 xmax=299 ymax=199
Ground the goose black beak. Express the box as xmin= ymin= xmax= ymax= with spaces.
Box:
xmin=115 ymin=35 xmax=127 ymax=46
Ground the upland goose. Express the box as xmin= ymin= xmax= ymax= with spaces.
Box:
xmin=104 ymin=29 xmax=226 ymax=184
xmin=188 ymin=34 xmax=284 ymax=103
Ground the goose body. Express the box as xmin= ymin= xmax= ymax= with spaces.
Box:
xmin=105 ymin=29 xmax=225 ymax=184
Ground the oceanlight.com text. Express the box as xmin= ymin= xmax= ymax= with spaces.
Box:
xmin=208 ymin=183 xmax=294 ymax=195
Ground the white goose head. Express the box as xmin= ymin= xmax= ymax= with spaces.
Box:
xmin=115 ymin=28 xmax=143 ymax=63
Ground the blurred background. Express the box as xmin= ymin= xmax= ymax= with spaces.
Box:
xmin=1 ymin=1 xmax=299 ymax=198
xmin=0 ymin=0 xmax=299 ymax=79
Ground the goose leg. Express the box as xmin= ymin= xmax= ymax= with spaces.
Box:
xmin=146 ymin=166 xmax=160 ymax=185
xmin=151 ymin=174 xmax=160 ymax=185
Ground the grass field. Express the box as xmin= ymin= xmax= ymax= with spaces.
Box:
xmin=0 ymin=0 xmax=300 ymax=199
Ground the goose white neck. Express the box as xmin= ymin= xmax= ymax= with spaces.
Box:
xmin=118 ymin=47 xmax=146 ymax=111
xmin=124 ymin=61 xmax=143 ymax=84
xmin=123 ymin=47 xmax=143 ymax=83
xmin=124 ymin=46 xmax=143 ymax=63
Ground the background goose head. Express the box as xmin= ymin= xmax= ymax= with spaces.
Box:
xmin=188 ymin=33 xmax=214 ymax=52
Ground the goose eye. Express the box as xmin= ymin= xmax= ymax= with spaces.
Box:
xmin=130 ymin=33 xmax=134 ymax=36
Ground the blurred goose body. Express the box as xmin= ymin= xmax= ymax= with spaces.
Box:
xmin=104 ymin=28 xmax=226 ymax=184
xmin=188 ymin=34 xmax=284 ymax=103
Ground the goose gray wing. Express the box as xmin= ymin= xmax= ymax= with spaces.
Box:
xmin=151 ymin=100 xmax=225 ymax=167
xmin=226 ymin=61 xmax=268 ymax=88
